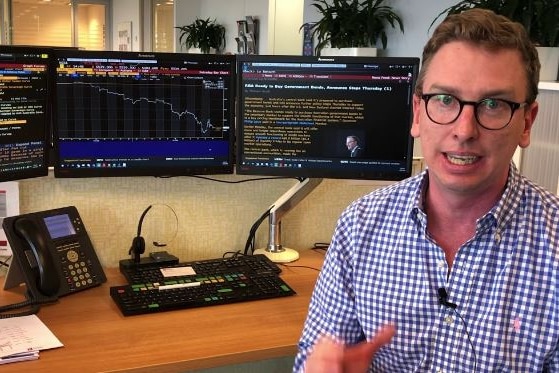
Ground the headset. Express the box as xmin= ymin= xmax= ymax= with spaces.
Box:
xmin=129 ymin=204 xmax=178 ymax=263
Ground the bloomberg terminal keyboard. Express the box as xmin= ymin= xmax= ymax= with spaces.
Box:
xmin=110 ymin=254 xmax=296 ymax=316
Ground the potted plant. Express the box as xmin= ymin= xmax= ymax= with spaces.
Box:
xmin=176 ymin=18 xmax=226 ymax=54
xmin=304 ymin=0 xmax=404 ymax=56
xmin=431 ymin=0 xmax=559 ymax=80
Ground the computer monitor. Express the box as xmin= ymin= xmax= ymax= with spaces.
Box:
xmin=52 ymin=50 xmax=236 ymax=177
xmin=236 ymin=54 xmax=419 ymax=180
xmin=0 ymin=46 xmax=52 ymax=182
xmin=236 ymin=55 xmax=420 ymax=262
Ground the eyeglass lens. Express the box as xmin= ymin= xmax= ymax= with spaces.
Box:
xmin=424 ymin=94 xmax=519 ymax=130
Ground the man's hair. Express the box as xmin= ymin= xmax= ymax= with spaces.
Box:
xmin=415 ymin=8 xmax=540 ymax=103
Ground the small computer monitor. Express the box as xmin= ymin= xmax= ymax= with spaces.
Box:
xmin=52 ymin=50 xmax=236 ymax=177
xmin=235 ymin=54 xmax=419 ymax=181
xmin=0 ymin=46 xmax=52 ymax=182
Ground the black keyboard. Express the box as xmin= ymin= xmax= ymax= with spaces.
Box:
xmin=120 ymin=254 xmax=281 ymax=284
xmin=110 ymin=255 xmax=296 ymax=316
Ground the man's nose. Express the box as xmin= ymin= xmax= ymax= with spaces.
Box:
xmin=452 ymin=105 xmax=480 ymax=139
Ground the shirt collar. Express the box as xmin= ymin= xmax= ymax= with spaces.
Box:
xmin=412 ymin=162 xmax=524 ymax=233
xmin=489 ymin=162 xmax=524 ymax=233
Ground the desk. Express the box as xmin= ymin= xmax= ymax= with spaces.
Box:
xmin=0 ymin=250 xmax=324 ymax=373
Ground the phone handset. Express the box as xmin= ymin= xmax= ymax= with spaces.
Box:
xmin=13 ymin=217 xmax=60 ymax=297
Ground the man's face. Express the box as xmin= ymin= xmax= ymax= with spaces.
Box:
xmin=411 ymin=41 xmax=538 ymax=198
xmin=346 ymin=138 xmax=357 ymax=150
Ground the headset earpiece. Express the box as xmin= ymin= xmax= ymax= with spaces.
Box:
xmin=130 ymin=236 xmax=146 ymax=260
xmin=129 ymin=205 xmax=152 ymax=263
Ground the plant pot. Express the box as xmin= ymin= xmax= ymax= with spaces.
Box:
xmin=187 ymin=47 xmax=216 ymax=54
xmin=320 ymin=47 xmax=377 ymax=57
xmin=536 ymin=47 xmax=559 ymax=81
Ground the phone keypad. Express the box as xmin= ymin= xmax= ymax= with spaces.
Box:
xmin=59 ymin=241 xmax=98 ymax=291
xmin=68 ymin=261 xmax=93 ymax=288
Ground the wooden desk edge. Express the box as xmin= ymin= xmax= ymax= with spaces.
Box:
xmin=0 ymin=250 xmax=325 ymax=373
xmin=106 ymin=346 xmax=298 ymax=373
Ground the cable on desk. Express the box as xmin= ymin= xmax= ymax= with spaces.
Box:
xmin=0 ymin=256 xmax=58 ymax=318
xmin=0 ymin=301 xmax=40 ymax=319
xmin=222 ymin=250 xmax=242 ymax=258
xmin=277 ymin=246 xmax=327 ymax=273
xmin=0 ymin=291 xmax=57 ymax=319
xmin=280 ymin=263 xmax=322 ymax=272
xmin=243 ymin=207 xmax=272 ymax=255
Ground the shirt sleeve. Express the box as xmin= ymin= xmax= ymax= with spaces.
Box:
xmin=293 ymin=211 xmax=366 ymax=372
xmin=546 ymin=319 xmax=559 ymax=371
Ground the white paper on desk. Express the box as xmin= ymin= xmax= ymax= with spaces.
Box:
xmin=0 ymin=181 xmax=20 ymax=257
xmin=0 ymin=314 xmax=63 ymax=358
xmin=0 ymin=350 xmax=39 ymax=365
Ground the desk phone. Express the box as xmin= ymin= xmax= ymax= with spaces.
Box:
xmin=2 ymin=206 xmax=106 ymax=303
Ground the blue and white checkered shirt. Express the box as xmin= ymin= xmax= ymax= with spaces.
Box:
xmin=294 ymin=165 xmax=559 ymax=372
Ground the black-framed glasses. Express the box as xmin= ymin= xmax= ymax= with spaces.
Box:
xmin=421 ymin=93 xmax=527 ymax=130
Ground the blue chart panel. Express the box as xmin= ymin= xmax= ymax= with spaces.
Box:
xmin=55 ymin=57 xmax=231 ymax=140
xmin=52 ymin=50 xmax=235 ymax=177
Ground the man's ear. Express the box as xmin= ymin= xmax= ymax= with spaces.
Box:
xmin=410 ymin=94 xmax=422 ymax=138
xmin=519 ymin=101 xmax=538 ymax=148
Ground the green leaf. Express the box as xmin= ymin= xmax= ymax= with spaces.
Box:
xmin=305 ymin=0 xmax=404 ymax=54
xmin=175 ymin=18 xmax=226 ymax=53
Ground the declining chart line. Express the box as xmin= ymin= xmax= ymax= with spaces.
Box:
xmin=63 ymin=81 xmax=223 ymax=135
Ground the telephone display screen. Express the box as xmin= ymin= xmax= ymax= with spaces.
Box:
xmin=43 ymin=214 xmax=76 ymax=239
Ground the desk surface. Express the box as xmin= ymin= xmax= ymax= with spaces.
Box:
xmin=0 ymin=250 xmax=324 ymax=373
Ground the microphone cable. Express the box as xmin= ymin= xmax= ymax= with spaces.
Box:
xmin=450 ymin=307 xmax=477 ymax=372
xmin=438 ymin=288 xmax=477 ymax=372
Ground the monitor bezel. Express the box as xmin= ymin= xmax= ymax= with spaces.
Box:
xmin=235 ymin=54 xmax=419 ymax=181
xmin=52 ymin=49 xmax=236 ymax=178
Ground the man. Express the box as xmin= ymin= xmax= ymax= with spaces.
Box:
xmin=294 ymin=9 xmax=559 ymax=372
xmin=346 ymin=135 xmax=363 ymax=157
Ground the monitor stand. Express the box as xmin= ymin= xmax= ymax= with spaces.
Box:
xmin=254 ymin=178 xmax=323 ymax=263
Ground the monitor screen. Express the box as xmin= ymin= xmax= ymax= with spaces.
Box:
xmin=52 ymin=50 xmax=236 ymax=177
xmin=235 ymin=55 xmax=419 ymax=181
xmin=0 ymin=46 xmax=51 ymax=182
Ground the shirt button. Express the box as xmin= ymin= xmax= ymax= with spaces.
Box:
xmin=444 ymin=316 xmax=454 ymax=324
xmin=437 ymin=368 xmax=445 ymax=373
xmin=438 ymin=260 xmax=446 ymax=268
xmin=495 ymin=232 xmax=501 ymax=243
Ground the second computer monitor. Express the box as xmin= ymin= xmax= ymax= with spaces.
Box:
xmin=236 ymin=55 xmax=420 ymax=181
xmin=52 ymin=50 xmax=236 ymax=177
xmin=0 ymin=46 xmax=52 ymax=182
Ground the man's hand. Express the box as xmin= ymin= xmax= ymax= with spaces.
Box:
xmin=305 ymin=324 xmax=396 ymax=373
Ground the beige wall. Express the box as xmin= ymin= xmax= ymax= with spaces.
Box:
xmin=13 ymin=171 xmax=387 ymax=269
xmin=520 ymin=86 xmax=559 ymax=193
xmin=77 ymin=4 xmax=106 ymax=50
xmin=268 ymin=0 xmax=303 ymax=55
